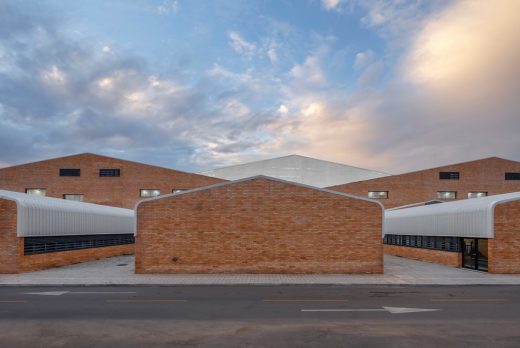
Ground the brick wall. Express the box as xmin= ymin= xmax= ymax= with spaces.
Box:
xmin=0 ymin=198 xmax=19 ymax=274
xmin=328 ymin=157 xmax=520 ymax=208
xmin=490 ymin=200 xmax=520 ymax=274
xmin=384 ymin=244 xmax=462 ymax=268
xmin=136 ymin=177 xmax=383 ymax=274
xmin=0 ymin=153 xmax=224 ymax=209
xmin=19 ymin=242 xmax=134 ymax=273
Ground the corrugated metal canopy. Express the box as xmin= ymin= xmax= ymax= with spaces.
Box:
xmin=385 ymin=192 xmax=520 ymax=238
xmin=0 ymin=190 xmax=134 ymax=237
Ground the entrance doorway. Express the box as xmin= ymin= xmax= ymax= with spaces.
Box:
xmin=462 ymin=238 xmax=488 ymax=271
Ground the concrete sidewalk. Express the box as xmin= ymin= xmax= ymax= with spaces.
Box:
xmin=1 ymin=254 xmax=520 ymax=286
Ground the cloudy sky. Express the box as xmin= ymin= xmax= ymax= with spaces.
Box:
xmin=1 ymin=0 xmax=519 ymax=174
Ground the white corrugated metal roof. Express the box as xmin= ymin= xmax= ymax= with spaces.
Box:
xmin=199 ymin=155 xmax=390 ymax=188
xmin=0 ymin=190 xmax=134 ymax=237
xmin=385 ymin=192 xmax=520 ymax=238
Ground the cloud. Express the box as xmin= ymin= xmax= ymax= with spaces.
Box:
xmin=0 ymin=2 xmax=278 ymax=170
xmin=1 ymin=0 xmax=519 ymax=175
xmin=321 ymin=0 xmax=346 ymax=11
xmin=228 ymin=31 xmax=257 ymax=59
xmin=157 ymin=0 xmax=178 ymax=15
xmin=262 ymin=0 xmax=520 ymax=173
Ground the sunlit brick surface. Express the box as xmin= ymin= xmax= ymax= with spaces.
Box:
xmin=0 ymin=199 xmax=19 ymax=273
xmin=328 ymin=157 xmax=520 ymax=208
xmin=490 ymin=200 xmax=520 ymax=274
xmin=136 ymin=178 xmax=383 ymax=274
xmin=0 ymin=153 xmax=225 ymax=209
xmin=384 ymin=245 xmax=462 ymax=268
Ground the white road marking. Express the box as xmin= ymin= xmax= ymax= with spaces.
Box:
xmin=23 ymin=291 xmax=136 ymax=296
xmin=106 ymin=299 xmax=187 ymax=303
xmin=264 ymin=299 xmax=348 ymax=302
xmin=301 ymin=306 xmax=440 ymax=314
xmin=24 ymin=291 xmax=69 ymax=296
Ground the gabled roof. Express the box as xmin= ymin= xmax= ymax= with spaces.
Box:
xmin=198 ymin=154 xmax=390 ymax=188
xmin=385 ymin=192 xmax=520 ymax=238
xmin=0 ymin=189 xmax=134 ymax=237
xmin=136 ymin=175 xmax=384 ymax=209
xmin=0 ymin=153 xmax=224 ymax=180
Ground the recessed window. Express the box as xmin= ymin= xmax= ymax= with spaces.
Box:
xmin=468 ymin=192 xmax=487 ymax=199
xmin=26 ymin=188 xmax=46 ymax=196
xmin=172 ymin=189 xmax=187 ymax=194
xmin=140 ymin=189 xmax=161 ymax=198
xmin=437 ymin=191 xmax=457 ymax=200
xmin=63 ymin=194 xmax=84 ymax=202
xmin=439 ymin=171 xmax=460 ymax=180
xmin=60 ymin=168 xmax=80 ymax=177
xmin=99 ymin=169 xmax=120 ymax=177
xmin=368 ymin=191 xmax=389 ymax=199
xmin=505 ymin=172 xmax=520 ymax=180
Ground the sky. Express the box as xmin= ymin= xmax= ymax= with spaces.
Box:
xmin=0 ymin=0 xmax=519 ymax=174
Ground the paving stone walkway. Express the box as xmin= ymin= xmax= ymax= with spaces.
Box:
xmin=1 ymin=255 xmax=520 ymax=285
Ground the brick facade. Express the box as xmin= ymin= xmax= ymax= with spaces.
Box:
xmin=0 ymin=197 xmax=134 ymax=274
xmin=0 ymin=153 xmax=225 ymax=209
xmin=490 ymin=200 xmax=520 ymax=274
xmin=136 ymin=177 xmax=384 ymax=274
xmin=19 ymin=241 xmax=134 ymax=273
xmin=328 ymin=157 xmax=520 ymax=208
xmin=384 ymin=244 xmax=462 ymax=268
xmin=0 ymin=199 xmax=19 ymax=274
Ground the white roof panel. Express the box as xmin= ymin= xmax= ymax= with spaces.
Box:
xmin=385 ymin=192 xmax=520 ymax=238
xmin=199 ymin=155 xmax=390 ymax=188
xmin=0 ymin=190 xmax=134 ymax=237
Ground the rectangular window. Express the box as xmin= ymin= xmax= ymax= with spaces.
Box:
xmin=172 ymin=189 xmax=188 ymax=194
xmin=140 ymin=189 xmax=161 ymax=198
xmin=368 ymin=191 xmax=389 ymax=199
xmin=99 ymin=169 xmax=121 ymax=177
xmin=24 ymin=234 xmax=135 ymax=255
xmin=468 ymin=192 xmax=487 ymax=199
xmin=437 ymin=191 xmax=457 ymax=200
xmin=384 ymin=234 xmax=461 ymax=252
xmin=505 ymin=172 xmax=520 ymax=180
xmin=63 ymin=194 xmax=84 ymax=202
xmin=59 ymin=168 xmax=80 ymax=177
xmin=25 ymin=188 xmax=46 ymax=196
xmin=439 ymin=171 xmax=460 ymax=180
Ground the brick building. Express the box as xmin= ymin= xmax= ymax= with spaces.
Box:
xmin=327 ymin=157 xmax=520 ymax=208
xmin=0 ymin=190 xmax=134 ymax=273
xmin=136 ymin=176 xmax=384 ymax=274
xmin=0 ymin=153 xmax=225 ymax=209
xmin=384 ymin=192 xmax=520 ymax=273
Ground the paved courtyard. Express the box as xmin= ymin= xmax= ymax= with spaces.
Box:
xmin=1 ymin=254 xmax=520 ymax=285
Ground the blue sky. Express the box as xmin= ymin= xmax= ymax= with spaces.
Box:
xmin=1 ymin=0 xmax=519 ymax=173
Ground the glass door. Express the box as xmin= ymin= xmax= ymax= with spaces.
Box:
xmin=462 ymin=238 xmax=488 ymax=271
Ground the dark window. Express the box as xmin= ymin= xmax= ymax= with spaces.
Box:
xmin=24 ymin=234 xmax=135 ymax=255
xmin=100 ymin=169 xmax=121 ymax=177
xmin=439 ymin=171 xmax=459 ymax=180
xmin=60 ymin=168 xmax=80 ymax=177
xmin=384 ymin=234 xmax=461 ymax=252
xmin=505 ymin=172 xmax=520 ymax=180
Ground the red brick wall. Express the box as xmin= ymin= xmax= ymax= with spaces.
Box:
xmin=0 ymin=198 xmax=19 ymax=274
xmin=19 ymin=242 xmax=134 ymax=273
xmin=136 ymin=178 xmax=383 ymax=274
xmin=328 ymin=157 xmax=520 ymax=208
xmin=384 ymin=244 xmax=462 ymax=268
xmin=490 ymin=200 xmax=520 ymax=274
xmin=0 ymin=153 xmax=225 ymax=209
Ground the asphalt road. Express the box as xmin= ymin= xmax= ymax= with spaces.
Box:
xmin=0 ymin=285 xmax=519 ymax=347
